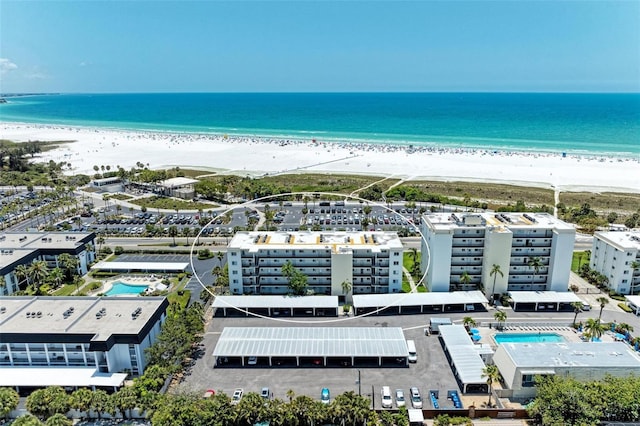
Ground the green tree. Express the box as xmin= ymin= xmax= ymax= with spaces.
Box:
xmin=70 ymin=388 xmax=93 ymax=420
xmin=168 ymin=225 xmax=178 ymax=246
xmin=341 ymin=279 xmax=352 ymax=296
xmin=89 ymin=389 xmax=113 ymax=420
xmin=0 ymin=387 xmax=19 ymax=420
xmin=596 ymin=296 xmax=609 ymax=321
xmin=493 ymin=310 xmax=507 ymax=330
xmin=282 ymin=261 xmax=308 ymax=296
xmin=28 ymin=260 xmax=49 ymax=294
xmin=11 ymin=414 xmax=43 ymax=426
xmin=14 ymin=263 xmax=30 ymax=289
xmin=111 ymin=386 xmax=138 ymax=420
xmin=528 ymin=375 xmax=601 ymax=425
xmin=583 ymin=318 xmax=606 ymax=342
xmin=462 ymin=316 xmax=477 ymax=330
xmin=481 ymin=364 xmax=500 ymax=407
xmin=459 ymin=271 xmax=471 ymax=290
xmin=570 ymin=301 xmax=583 ymax=326
xmin=489 ymin=263 xmax=503 ymax=304
xmin=527 ymin=256 xmax=543 ymax=288
xmin=44 ymin=413 xmax=72 ymax=426
xmin=48 ymin=267 xmax=65 ymax=289
xmin=26 ymin=387 xmax=70 ymax=420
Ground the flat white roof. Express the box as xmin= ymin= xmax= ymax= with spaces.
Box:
xmin=229 ymin=231 xmax=403 ymax=252
xmin=91 ymin=261 xmax=189 ymax=271
xmin=508 ymin=291 xmax=582 ymax=304
xmin=353 ymin=291 xmax=487 ymax=308
xmin=424 ymin=212 xmax=574 ymax=231
xmin=158 ymin=177 xmax=198 ymax=188
xmin=594 ymin=231 xmax=640 ymax=251
xmin=0 ymin=367 xmax=127 ymax=388
xmin=213 ymin=295 xmax=338 ymax=309
xmin=439 ymin=325 xmax=487 ymax=385
xmin=625 ymin=295 xmax=640 ymax=307
xmin=497 ymin=342 xmax=640 ymax=369
xmin=213 ymin=327 xmax=408 ymax=358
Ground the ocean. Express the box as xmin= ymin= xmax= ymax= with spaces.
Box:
xmin=1 ymin=92 xmax=639 ymax=156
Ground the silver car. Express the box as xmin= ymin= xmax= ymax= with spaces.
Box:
xmin=410 ymin=387 xmax=422 ymax=409
xmin=395 ymin=389 xmax=406 ymax=407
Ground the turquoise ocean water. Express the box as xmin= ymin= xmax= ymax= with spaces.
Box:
xmin=2 ymin=93 xmax=639 ymax=156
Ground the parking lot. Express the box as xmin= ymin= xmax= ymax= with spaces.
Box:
xmin=175 ymin=313 xmax=462 ymax=409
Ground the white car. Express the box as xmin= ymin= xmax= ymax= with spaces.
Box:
xmin=248 ymin=356 xmax=258 ymax=365
xmin=231 ymin=388 xmax=243 ymax=405
xmin=395 ymin=389 xmax=406 ymax=408
xmin=381 ymin=386 xmax=393 ymax=408
xmin=410 ymin=387 xmax=422 ymax=409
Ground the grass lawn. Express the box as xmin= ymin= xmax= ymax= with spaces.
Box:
xmin=572 ymin=251 xmax=590 ymax=273
xmin=53 ymin=284 xmax=78 ymax=296
xmin=168 ymin=290 xmax=191 ymax=310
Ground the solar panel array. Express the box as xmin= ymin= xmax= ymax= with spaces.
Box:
xmin=213 ymin=327 xmax=408 ymax=357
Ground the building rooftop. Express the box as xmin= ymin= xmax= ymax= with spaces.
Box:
xmin=0 ymin=367 xmax=127 ymax=388
xmin=0 ymin=231 xmax=94 ymax=251
xmin=213 ymin=295 xmax=338 ymax=309
xmin=594 ymin=231 xmax=640 ymax=251
xmin=157 ymin=177 xmax=199 ymax=188
xmin=439 ymin=325 xmax=488 ymax=385
xmin=423 ymin=212 xmax=574 ymax=232
xmin=229 ymin=231 xmax=403 ymax=253
xmin=212 ymin=327 xmax=408 ymax=358
xmin=497 ymin=342 xmax=640 ymax=368
xmin=508 ymin=291 xmax=583 ymax=304
xmin=0 ymin=296 xmax=168 ymax=343
xmin=352 ymin=291 xmax=487 ymax=308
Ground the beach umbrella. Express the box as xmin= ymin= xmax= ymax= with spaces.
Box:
xmin=470 ymin=328 xmax=480 ymax=334
xmin=471 ymin=334 xmax=481 ymax=342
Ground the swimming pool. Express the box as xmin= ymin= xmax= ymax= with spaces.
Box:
xmin=105 ymin=281 xmax=149 ymax=296
xmin=494 ymin=333 xmax=565 ymax=344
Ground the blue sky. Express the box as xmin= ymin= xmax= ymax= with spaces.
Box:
xmin=1 ymin=1 xmax=638 ymax=93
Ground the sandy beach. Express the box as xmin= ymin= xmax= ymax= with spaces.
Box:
xmin=2 ymin=122 xmax=639 ymax=194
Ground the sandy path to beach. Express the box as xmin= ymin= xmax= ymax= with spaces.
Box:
xmin=2 ymin=123 xmax=639 ymax=194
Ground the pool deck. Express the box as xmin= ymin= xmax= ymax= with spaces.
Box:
xmin=97 ymin=275 xmax=166 ymax=296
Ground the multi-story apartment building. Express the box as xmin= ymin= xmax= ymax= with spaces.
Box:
xmin=0 ymin=296 xmax=168 ymax=386
xmin=420 ymin=212 xmax=575 ymax=299
xmin=0 ymin=232 xmax=96 ymax=295
xmin=590 ymin=231 xmax=640 ymax=295
xmin=227 ymin=231 xmax=404 ymax=297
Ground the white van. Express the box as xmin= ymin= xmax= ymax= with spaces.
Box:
xmin=407 ymin=340 xmax=417 ymax=363
xmin=381 ymin=386 xmax=393 ymax=408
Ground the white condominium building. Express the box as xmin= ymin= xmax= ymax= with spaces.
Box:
xmin=227 ymin=231 xmax=404 ymax=297
xmin=590 ymin=231 xmax=640 ymax=295
xmin=420 ymin=212 xmax=575 ymax=298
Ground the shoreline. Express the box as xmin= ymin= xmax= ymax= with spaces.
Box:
xmin=2 ymin=121 xmax=639 ymax=194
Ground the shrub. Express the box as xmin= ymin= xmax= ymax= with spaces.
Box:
xmin=618 ymin=303 xmax=633 ymax=313
xmin=89 ymin=281 xmax=102 ymax=290
xmin=114 ymin=246 xmax=124 ymax=255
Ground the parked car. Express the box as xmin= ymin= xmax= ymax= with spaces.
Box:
xmin=320 ymin=388 xmax=330 ymax=404
xmin=395 ymin=389 xmax=406 ymax=407
xmin=410 ymin=387 xmax=422 ymax=409
xmin=231 ymin=388 xmax=243 ymax=405
xmin=248 ymin=356 xmax=258 ymax=365
xmin=581 ymin=303 xmax=592 ymax=311
xmin=381 ymin=386 xmax=393 ymax=408
xmin=261 ymin=387 xmax=270 ymax=400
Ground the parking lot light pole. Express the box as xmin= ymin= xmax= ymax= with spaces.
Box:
xmin=356 ymin=369 xmax=361 ymax=396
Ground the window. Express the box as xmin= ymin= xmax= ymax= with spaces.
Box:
xmin=231 ymin=261 xmax=237 ymax=265
xmin=522 ymin=374 xmax=537 ymax=387
xmin=232 ymin=279 xmax=238 ymax=284
xmin=232 ymin=271 xmax=238 ymax=275
xmin=622 ymin=279 xmax=628 ymax=283
xmin=393 ymin=261 xmax=399 ymax=265
xmin=230 ymin=252 xmax=237 ymax=256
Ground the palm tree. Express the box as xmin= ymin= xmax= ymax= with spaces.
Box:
xmin=409 ymin=247 xmax=418 ymax=265
xmin=596 ymin=296 xmax=609 ymax=321
xmin=96 ymin=234 xmax=105 ymax=251
xmin=49 ymin=268 xmax=65 ymax=289
xmin=493 ymin=310 xmax=507 ymax=330
xmin=481 ymin=364 xmax=500 ymax=407
xmin=28 ymin=260 xmax=49 ymax=294
xmin=216 ymin=251 xmax=224 ymax=265
xmin=570 ymin=301 xmax=583 ymax=326
xmin=527 ymin=256 xmax=543 ymax=289
xmin=57 ymin=253 xmax=78 ymax=281
xmin=168 ymin=225 xmax=178 ymax=246
xmin=463 ymin=316 xmax=477 ymax=331
xmin=14 ymin=264 xmax=30 ymax=290
xmin=489 ymin=264 xmax=503 ymax=304
xmin=459 ymin=271 xmax=471 ymax=290
xmin=583 ymin=318 xmax=605 ymax=342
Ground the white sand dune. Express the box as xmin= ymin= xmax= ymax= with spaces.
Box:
xmin=2 ymin=122 xmax=639 ymax=194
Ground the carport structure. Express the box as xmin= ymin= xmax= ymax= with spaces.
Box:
xmin=509 ymin=291 xmax=582 ymax=312
xmin=91 ymin=261 xmax=189 ymax=273
xmin=212 ymin=295 xmax=339 ymax=317
xmin=438 ymin=325 xmax=489 ymax=394
xmin=352 ymin=291 xmax=487 ymax=316
xmin=212 ymin=327 xmax=409 ymax=368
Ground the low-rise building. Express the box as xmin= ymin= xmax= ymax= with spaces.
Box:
xmin=420 ymin=212 xmax=575 ymax=299
xmin=493 ymin=341 xmax=640 ymax=400
xmin=0 ymin=296 xmax=168 ymax=390
xmin=590 ymin=231 xmax=640 ymax=295
xmin=0 ymin=232 xmax=96 ymax=295
xmin=227 ymin=231 xmax=403 ymax=297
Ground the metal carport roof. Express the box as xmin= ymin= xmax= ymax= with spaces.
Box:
xmin=352 ymin=291 xmax=487 ymax=308
xmin=213 ymin=327 xmax=408 ymax=358
xmin=508 ymin=291 xmax=582 ymax=304
xmin=91 ymin=261 xmax=189 ymax=272
xmin=439 ymin=325 xmax=487 ymax=386
xmin=213 ymin=295 xmax=338 ymax=309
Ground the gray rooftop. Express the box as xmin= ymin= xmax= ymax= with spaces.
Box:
xmin=439 ymin=325 xmax=488 ymax=385
xmin=213 ymin=295 xmax=338 ymax=309
xmin=594 ymin=231 xmax=640 ymax=251
xmin=0 ymin=231 xmax=94 ymax=250
xmin=213 ymin=327 xmax=408 ymax=358
xmin=424 ymin=212 xmax=574 ymax=232
xmin=497 ymin=342 xmax=640 ymax=368
xmin=508 ymin=291 xmax=583 ymax=304
xmin=0 ymin=296 xmax=167 ymax=340
xmin=352 ymin=291 xmax=487 ymax=308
